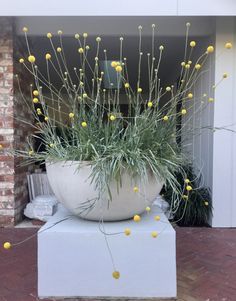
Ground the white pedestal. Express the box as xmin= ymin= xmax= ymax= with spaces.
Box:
xmin=38 ymin=204 xmax=176 ymax=299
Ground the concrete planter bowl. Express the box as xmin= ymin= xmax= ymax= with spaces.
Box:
xmin=46 ymin=161 xmax=163 ymax=221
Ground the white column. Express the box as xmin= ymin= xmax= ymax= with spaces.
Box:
xmin=212 ymin=17 xmax=236 ymax=227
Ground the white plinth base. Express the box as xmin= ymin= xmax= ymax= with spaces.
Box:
xmin=38 ymin=204 xmax=176 ymax=299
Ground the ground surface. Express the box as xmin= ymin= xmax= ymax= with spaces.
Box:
xmin=0 ymin=227 xmax=235 ymax=301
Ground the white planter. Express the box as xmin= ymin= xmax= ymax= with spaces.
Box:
xmin=46 ymin=161 xmax=163 ymax=221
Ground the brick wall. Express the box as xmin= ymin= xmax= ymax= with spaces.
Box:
xmin=0 ymin=17 xmax=34 ymax=226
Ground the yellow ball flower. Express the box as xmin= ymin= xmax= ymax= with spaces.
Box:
xmin=207 ymin=46 xmax=214 ymax=53
xmin=75 ymin=33 xmax=80 ymax=39
xmin=195 ymin=64 xmax=201 ymax=70
xmin=57 ymin=30 xmax=63 ymax=35
xmin=47 ymin=32 xmax=52 ymax=39
xmin=190 ymin=41 xmax=196 ymax=47
xmin=151 ymin=231 xmax=158 ymax=238
xmin=133 ymin=186 xmax=139 ymax=193
xmin=83 ymin=33 xmax=88 ymax=38
xmin=204 ymin=201 xmax=209 ymax=206
xmin=185 ymin=179 xmax=190 ymax=184
xmin=185 ymin=64 xmax=190 ymax=69
xmin=181 ymin=62 xmax=185 ymax=67
xmin=57 ymin=47 xmax=62 ymax=53
xmin=45 ymin=53 xmax=51 ymax=60
xmin=182 ymin=194 xmax=188 ymax=200
xmin=146 ymin=206 xmax=151 ymax=212
xmin=115 ymin=65 xmax=122 ymax=72
xmin=112 ymin=271 xmax=120 ymax=279
xmin=28 ymin=150 xmax=34 ymax=156
xmin=33 ymin=98 xmax=39 ymax=104
xmin=186 ymin=185 xmax=193 ymax=191
xmin=22 ymin=27 xmax=28 ymax=33
xmin=36 ymin=108 xmax=42 ymax=115
xmin=19 ymin=58 xmax=24 ymax=63
xmin=225 ymin=42 xmax=232 ymax=49
xmin=81 ymin=121 xmax=87 ymax=128
xmin=137 ymin=88 xmax=142 ymax=93
xmin=147 ymin=101 xmax=153 ymax=108
xmin=83 ymin=93 xmax=88 ymax=98
xmin=155 ymin=215 xmax=160 ymax=221
xmin=78 ymin=48 xmax=84 ymax=54
xmin=96 ymin=37 xmax=101 ymax=42
xmin=111 ymin=61 xmax=118 ymax=68
xmin=33 ymin=90 xmax=39 ymax=96
xmin=3 ymin=242 xmax=11 ymax=249
xmin=109 ymin=115 xmax=116 ymax=121
xmin=163 ymin=115 xmax=169 ymax=121
xmin=181 ymin=109 xmax=187 ymax=115
xmin=188 ymin=93 xmax=193 ymax=99
xmin=159 ymin=45 xmax=164 ymax=51
xmin=44 ymin=116 xmax=49 ymax=121
xmin=133 ymin=215 xmax=141 ymax=222
xmin=49 ymin=143 xmax=55 ymax=148
xmin=223 ymin=73 xmax=228 ymax=78
xmin=28 ymin=55 xmax=36 ymax=63
xmin=208 ymin=97 xmax=214 ymax=102
xmin=124 ymin=83 xmax=130 ymax=88
xmin=69 ymin=112 xmax=74 ymax=118
xmin=124 ymin=228 xmax=131 ymax=236
xmin=166 ymin=86 xmax=171 ymax=92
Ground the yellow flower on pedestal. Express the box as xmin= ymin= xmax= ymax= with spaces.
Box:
xmin=124 ymin=228 xmax=131 ymax=236
xmin=33 ymin=90 xmax=39 ymax=96
xmin=190 ymin=41 xmax=196 ymax=47
xmin=81 ymin=121 xmax=87 ymax=128
xmin=19 ymin=58 xmax=24 ymax=63
xmin=111 ymin=61 xmax=118 ymax=68
xmin=185 ymin=64 xmax=190 ymax=69
xmin=109 ymin=115 xmax=116 ymax=121
xmin=69 ymin=113 xmax=74 ymax=119
xmin=133 ymin=186 xmax=139 ymax=193
xmin=146 ymin=206 xmax=151 ymax=212
xmin=124 ymin=83 xmax=130 ymax=88
xmin=45 ymin=53 xmax=51 ymax=60
xmin=166 ymin=86 xmax=171 ymax=92
xmin=195 ymin=64 xmax=201 ymax=70
xmin=185 ymin=179 xmax=190 ymax=184
xmin=188 ymin=93 xmax=193 ymax=99
xmin=151 ymin=231 xmax=158 ymax=238
xmin=225 ymin=42 xmax=232 ymax=49
xmin=57 ymin=30 xmax=63 ymax=35
xmin=147 ymin=101 xmax=153 ymax=108
xmin=181 ymin=109 xmax=187 ymax=115
xmin=22 ymin=27 xmax=28 ymax=33
xmin=112 ymin=271 xmax=120 ymax=279
xmin=137 ymin=88 xmax=142 ymax=93
xmin=47 ymin=33 xmax=52 ymax=39
xmin=28 ymin=55 xmax=36 ymax=63
xmin=33 ymin=98 xmax=39 ymax=104
xmin=186 ymin=185 xmax=193 ymax=191
xmin=206 ymin=46 xmax=214 ymax=53
xmin=115 ymin=66 xmax=122 ymax=72
xmin=204 ymin=201 xmax=209 ymax=206
xmin=155 ymin=215 xmax=160 ymax=221
xmin=163 ymin=115 xmax=169 ymax=122
xmin=57 ymin=47 xmax=62 ymax=53
xmin=3 ymin=242 xmax=11 ymax=249
xmin=78 ymin=48 xmax=84 ymax=54
xmin=44 ymin=116 xmax=49 ymax=121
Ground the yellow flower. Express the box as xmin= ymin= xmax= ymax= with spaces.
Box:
xmin=49 ymin=143 xmax=55 ymax=148
xmin=151 ymin=231 xmax=158 ymax=238
xmin=115 ymin=65 xmax=122 ymax=72
xmin=147 ymin=101 xmax=153 ymax=108
xmin=57 ymin=30 xmax=63 ymax=35
xmin=81 ymin=121 xmax=87 ymax=128
xmin=208 ymin=97 xmax=214 ymax=102
xmin=182 ymin=195 xmax=188 ymax=200
xmin=163 ymin=115 xmax=169 ymax=121
xmin=28 ymin=150 xmax=34 ymax=156
xmin=19 ymin=58 xmax=24 ymax=63
xmin=96 ymin=37 xmax=101 ymax=42
xmin=124 ymin=228 xmax=131 ymax=236
xmin=186 ymin=185 xmax=193 ymax=191
xmin=204 ymin=201 xmax=209 ymax=206
xmin=190 ymin=41 xmax=196 ymax=47
xmin=195 ymin=64 xmax=201 ymax=70
xmin=78 ymin=48 xmax=84 ymax=54
xmin=47 ymin=32 xmax=52 ymax=39
xmin=112 ymin=271 xmax=120 ymax=279
xmin=207 ymin=46 xmax=214 ymax=53
xmin=185 ymin=179 xmax=190 ymax=184
xmin=137 ymin=88 xmax=142 ymax=93
xmin=188 ymin=60 xmax=192 ymax=65
xmin=181 ymin=62 xmax=185 ymax=67
xmin=188 ymin=93 xmax=193 ymax=99
xmin=22 ymin=27 xmax=28 ymax=33
xmin=185 ymin=64 xmax=190 ymax=69
xmin=109 ymin=115 xmax=116 ymax=121
xmin=33 ymin=98 xmax=39 ymax=104
xmin=111 ymin=61 xmax=118 ymax=68
xmin=124 ymin=83 xmax=130 ymax=88
xmin=3 ymin=242 xmax=11 ymax=249
xmin=133 ymin=215 xmax=141 ymax=222
xmin=45 ymin=53 xmax=51 ymax=60
xmin=133 ymin=186 xmax=139 ymax=193
xmin=75 ymin=33 xmax=80 ymax=39
xmin=57 ymin=47 xmax=62 ymax=53
xmin=159 ymin=45 xmax=164 ymax=51
xmin=225 ymin=42 xmax=232 ymax=49
xmin=82 ymin=93 xmax=88 ymax=98
xmin=83 ymin=33 xmax=88 ymax=38
xmin=36 ymin=108 xmax=42 ymax=115
xmin=223 ymin=73 xmax=228 ymax=78
xmin=69 ymin=112 xmax=74 ymax=118
xmin=155 ymin=215 xmax=160 ymax=221
xmin=166 ymin=86 xmax=171 ymax=92
xmin=181 ymin=109 xmax=187 ymax=115
xmin=44 ymin=116 xmax=49 ymax=121
xmin=28 ymin=55 xmax=36 ymax=63
xmin=33 ymin=90 xmax=39 ymax=96
xmin=145 ymin=206 xmax=151 ymax=212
